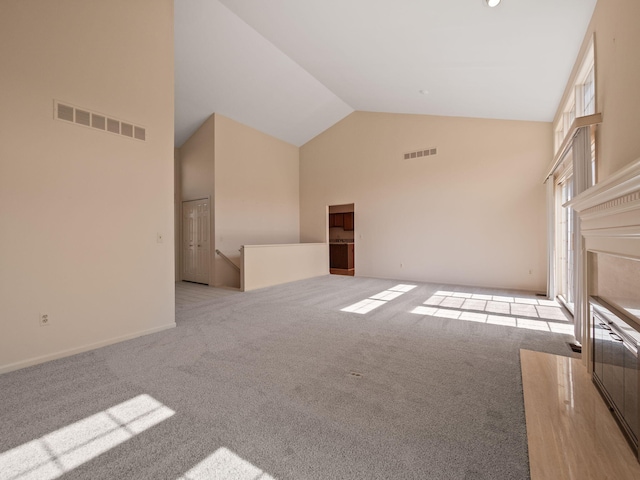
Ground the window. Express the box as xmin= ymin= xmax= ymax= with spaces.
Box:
xmin=547 ymin=36 xmax=596 ymax=318
xmin=556 ymin=168 xmax=574 ymax=313
xmin=553 ymin=40 xmax=595 ymax=156
xmin=582 ymin=66 xmax=595 ymax=116
xmin=568 ymin=104 xmax=576 ymax=127
xmin=555 ymin=127 xmax=564 ymax=152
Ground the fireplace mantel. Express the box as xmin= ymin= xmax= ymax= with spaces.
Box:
xmin=568 ymin=157 xmax=640 ymax=264
xmin=568 ymin=157 xmax=640 ymax=235
xmin=566 ymin=157 xmax=640 ymax=371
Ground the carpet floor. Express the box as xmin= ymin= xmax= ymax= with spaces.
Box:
xmin=0 ymin=275 xmax=577 ymax=480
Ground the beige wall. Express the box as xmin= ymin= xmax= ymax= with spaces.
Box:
xmin=300 ymin=111 xmax=552 ymax=291
xmin=242 ymin=244 xmax=329 ymax=291
xmin=178 ymin=114 xmax=215 ymax=284
xmin=0 ymin=0 xmax=175 ymax=372
xmin=554 ymin=0 xmax=640 ymax=180
xmin=214 ymin=115 xmax=300 ymax=287
xmin=180 ymin=115 xmax=215 ymax=201
xmin=178 ymin=114 xmax=300 ymax=288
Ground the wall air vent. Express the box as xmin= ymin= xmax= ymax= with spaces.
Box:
xmin=53 ymin=100 xmax=146 ymax=142
xmin=57 ymin=103 xmax=74 ymax=122
xmin=106 ymin=118 xmax=120 ymax=134
xmin=121 ymin=123 xmax=133 ymax=137
xmin=134 ymin=126 xmax=146 ymax=141
xmin=403 ymin=147 xmax=437 ymax=160
xmin=91 ymin=114 xmax=106 ymax=130
xmin=75 ymin=109 xmax=91 ymax=127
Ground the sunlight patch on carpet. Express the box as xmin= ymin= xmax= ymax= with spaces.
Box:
xmin=177 ymin=447 xmax=275 ymax=480
xmin=412 ymin=290 xmax=574 ymax=335
xmin=0 ymin=394 xmax=174 ymax=480
xmin=341 ymin=284 xmax=417 ymax=314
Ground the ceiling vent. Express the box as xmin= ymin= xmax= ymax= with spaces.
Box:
xmin=403 ymin=147 xmax=437 ymax=160
xmin=54 ymin=100 xmax=146 ymax=142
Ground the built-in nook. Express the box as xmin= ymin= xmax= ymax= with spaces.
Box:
xmin=592 ymin=253 xmax=640 ymax=321
xmin=328 ymin=203 xmax=355 ymax=276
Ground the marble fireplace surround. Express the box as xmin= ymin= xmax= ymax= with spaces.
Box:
xmin=568 ymin=157 xmax=640 ymax=370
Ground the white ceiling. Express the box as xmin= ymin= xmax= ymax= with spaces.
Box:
xmin=175 ymin=0 xmax=597 ymax=148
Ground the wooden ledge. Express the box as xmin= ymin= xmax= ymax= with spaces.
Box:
xmin=544 ymin=113 xmax=602 ymax=182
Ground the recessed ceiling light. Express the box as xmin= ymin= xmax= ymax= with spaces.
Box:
xmin=485 ymin=0 xmax=501 ymax=7
xmin=419 ymin=89 xmax=429 ymax=95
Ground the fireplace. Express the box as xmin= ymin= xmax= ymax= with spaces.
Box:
xmin=569 ymin=157 xmax=640 ymax=460
xmin=590 ymin=294 xmax=640 ymax=455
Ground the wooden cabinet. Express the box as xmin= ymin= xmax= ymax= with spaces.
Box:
xmin=330 ymin=243 xmax=354 ymax=270
xmin=329 ymin=212 xmax=354 ymax=231
xmin=343 ymin=212 xmax=354 ymax=231
xmin=329 ymin=244 xmax=340 ymax=268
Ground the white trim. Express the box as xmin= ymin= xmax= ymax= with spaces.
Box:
xmin=580 ymin=226 xmax=640 ymax=238
xmin=557 ymin=294 xmax=575 ymax=316
xmin=587 ymin=248 xmax=640 ymax=262
xmin=566 ymin=157 xmax=640 ymax=212
xmin=0 ymin=323 xmax=176 ymax=375
xmin=545 ymin=178 xmax=556 ymax=299
xmin=581 ymin=196 xmax=640 ymax=220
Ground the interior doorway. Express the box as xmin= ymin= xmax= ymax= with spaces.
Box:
xmin=328 ymin=204 xmax=355 ymax=276
xmin=182 ymin=198 xmax=210 ymax=284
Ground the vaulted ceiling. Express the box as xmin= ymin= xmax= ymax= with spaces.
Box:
xmin=175 ymin=0 xmax=597 ymax=147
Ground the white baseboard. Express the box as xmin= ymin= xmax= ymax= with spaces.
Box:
xmin=0 ymin=322 xmax=176 ymax=375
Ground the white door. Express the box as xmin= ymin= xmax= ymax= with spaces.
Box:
xmin=182 ymin=199 xmax=210 ymax=284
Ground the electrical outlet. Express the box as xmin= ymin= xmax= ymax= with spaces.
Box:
xmin=157 ymin=232 xmax=163 ymax=243
xmin=529 ymin=269 xmax=533 ymax=275
xmin=40 ymin=313 xmax=50 ymax=327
